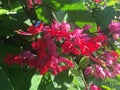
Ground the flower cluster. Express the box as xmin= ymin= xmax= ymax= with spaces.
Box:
xmin=108 ymin=21 xmax=120 ymax=40
xmin=85 ymin=50 xmax=120 ymax=79
xmin=4 ymin=20 xmax=120 ymax=78
xmin=89 ymin=84 xmax=101 ymax=90
xmin=26 ymin=0 xmax=42 ymax=8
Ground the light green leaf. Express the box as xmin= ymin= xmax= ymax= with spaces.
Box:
xmin=30 ymin=73 xmax=43 ymax=90
xmin=38 ymin=73 xmax=53 ymax=90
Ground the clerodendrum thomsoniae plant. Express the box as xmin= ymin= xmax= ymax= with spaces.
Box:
xmin=2 ymin=0 xmax=120 ymax=90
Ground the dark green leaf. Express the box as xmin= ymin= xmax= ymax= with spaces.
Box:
xmin=0 ymin=67 xmax=13 ymax=90
xmin=4 ymin=68 xmax=35 ymax=90
xmin=95 ymin=6 xmax=115 ymax=29
xmin=53 ymin=70 xmax=74 ymax=90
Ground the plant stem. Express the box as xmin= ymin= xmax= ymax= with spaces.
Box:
xmin=88 ymin=54 xmax=103 ymax=65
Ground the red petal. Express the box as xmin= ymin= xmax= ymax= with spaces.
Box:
xmin=16 ymin=30 xmax=33 ymax=35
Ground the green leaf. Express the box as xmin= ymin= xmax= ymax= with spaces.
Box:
xmin=53 ymin=70 xmax=74 ymax=90
xmin=107 ymin=1 xmax=118 ymax=6
xmin=61 ymin=2 xmax=97 ymax=32
xmin=36 ymin=6 xmax=53 ymax=24
xmin=0 ymin=14 xmax=27 ymax=35
xmin=51 ymin=10 xmax=68 ymax=22
xmin=38 ymin=70 xmax=74 ymax=90
xmin=115 ymin=3 xmax=120 ymax=11
xmin=38 ymin=73 xmax=53 ymax=90
xmin=86 ymin=75 xmax=120 ymax=90
xmin=69 ymin=69 xmax=85 ymax=90
xmin=101 ymin=78 xmax=120 ymax=90
xmin=0 ymin=9 xmax=8 ymax=15
xmin=4 ymin=68 xmax=35 ymax=90
xmin=29 ymin=73 xmax=42 ymax=90
xmin=0 ymin=0 xmax=22 ymax=11
xmin=79 ymin=57 xmax=89 ymax=70
xmin=0 ymin=67 xmax=13 ymax=90
xmin=68 ymin=76 xmax=84 ymax=90
xmin=41 ymin=0 xmax=97 ymax=32
xmin=95 ymin=6 xmax=115 ymax=29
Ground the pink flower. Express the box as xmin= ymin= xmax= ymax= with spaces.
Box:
xmin=67 ymin=25 xmax=91 ymax=41
xmin=26 ymin=0 xmax=33 ymax=8
xmin=104 ymin=51 xmax=118 ymax=66
xmin=85 ymin=50 xmax=120 ymax=79
xmin=51 ymin=20 xmax=71 ymax=32
xmin=47 ymin=20 xmax=70 ymax=40
xmin=69 ymin=28 xmax=89 ymax=40
xmin=84 ymin=66 xmax=93 ymax=76
xmin=26 ymin=0 xmax=42 ymax=8
xmin=113 ymin=64 xmax=120 ymax=76
xmin=104 ymin=69 xmax=112 ymax=78
xmin=94 ymin=65 xmax=106 ymax=79
xmin=90 ymin=84 xmax=101 ymax=90
xmin=34 ymin=0 xmax=42 ymax=4
xmin=108 ymin=21 xmax=120 ymax=40
xmin=60 ymin=22 xmax=71 ymax=32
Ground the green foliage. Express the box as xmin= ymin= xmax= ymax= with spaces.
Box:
xmin=0 ymin=67 xmax=13 ymax=90
xmin=94 ymin=6 xmax=115 ymax=29
xmin=29 ymin=73 xmax=42 ymax=90
xmin=4 ymin=68 xmax=35 ymax=90
xmin=36 ymin=0 xmax=97 ymax=32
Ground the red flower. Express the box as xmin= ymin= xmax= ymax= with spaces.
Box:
xmin=4 ymin=54 xmax=16 ymax=65
xmin=16 ymin=23 xmax=44 ymax=35
xmin=48 ymin=29 xmax=68 ymax=41
xmin=37 ymin=56 xmax=74 ymax=75
xmin=32 ymin=38 xmax=47 ymax=60
xmin=61 ymin=41 xmax=81 ymax=55
xmin=79 ymin=35 xmax=107 ymax=55
xmin=94 ymin=0 xmax=101 ymax=3
xmin=4 ymin=51 xmax=35 ymax=66
xmin=32 ymin=38 xmax=46 ymax=50
xmin=31 ymin=36 xmax=74 ymax=75
xmin=79 ymin=39 xmax=100 ymax=55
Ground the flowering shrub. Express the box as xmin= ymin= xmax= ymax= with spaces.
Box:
xmin=0 ymin=0 xmax=120 ymax=90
